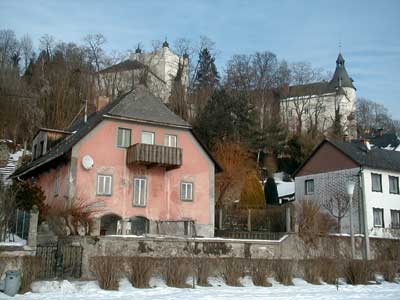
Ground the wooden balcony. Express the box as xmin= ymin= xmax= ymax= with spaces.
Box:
xmin=126 ymin=143 xmax=182 ymax=170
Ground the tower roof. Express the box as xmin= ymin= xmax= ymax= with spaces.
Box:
xmin=162 ymin=40 xmax=169 ymax=48
xmin=330 ymin=53 xmax=355 ymax=90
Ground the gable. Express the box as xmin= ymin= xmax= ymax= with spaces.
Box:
xmin=296 ymin=142 xmax=359 ymax=177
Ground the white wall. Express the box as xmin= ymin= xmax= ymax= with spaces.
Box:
xmin=363 ymin=168 xmax=400 ymax=238
xmin=280 ymin=86 xmax=356 ymax=138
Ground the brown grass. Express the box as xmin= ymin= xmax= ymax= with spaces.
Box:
xmin=163 ymin=258 xmax=193 ymax=288
xmin=377 ymin=261 xmax=398 ymax=283
xmin=20 ymin=256 xmax=42 ymax=293
xmin=273 ymin=260 xmax=294 ymax=285
xmin=317 ymin=257 xmax=341 ymax=284
xmin=251 ymin=259 xmax=272 ymax=287
xmin=302 ymin=259 xmax=321 ymax=285
xmin=344 ymin=260 xmax=374 ymax=285
xmin=220 ymin=258 xmax=244 ymax=286
xmin=90 ymin=256 xmax=123 ymax=290
xmin=126 ymin=257 xmax=156 ymax=288
xmin=297 ymin=200 xmax=336 ymax=248
xmin=195 ymin=258 xmax=212 ymax=286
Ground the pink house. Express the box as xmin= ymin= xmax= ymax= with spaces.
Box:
xmin=13 ymin=87 xmax=221 ymax=237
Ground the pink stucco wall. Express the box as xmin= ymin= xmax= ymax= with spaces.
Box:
xmin=36 ymin=162 xmax=70 ymax=206
xmin=70 ymin=119 xmax=214 ymax=227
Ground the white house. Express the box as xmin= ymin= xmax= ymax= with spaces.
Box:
xmin=294 ymin=139 xmax=400 ymax=242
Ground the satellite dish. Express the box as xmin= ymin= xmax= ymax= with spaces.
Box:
xmin=82 ymin=155 xmax=94 ymax=170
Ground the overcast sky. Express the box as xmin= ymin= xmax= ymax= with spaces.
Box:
xmin=1 ymin=0 xmax=400 ymax=117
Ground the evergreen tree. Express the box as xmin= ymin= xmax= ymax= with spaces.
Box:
xmin=193 ymin=48 xmax=219 ymax=90
xmin=194 ymin=88 xmax=256 ymax=149
xmin=264 ymin=177 xmax=279 ymax=206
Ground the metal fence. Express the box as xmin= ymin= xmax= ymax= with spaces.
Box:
xmin=36 ymin=241 xmax=83 ymax=279
xmin=215 ymin=229 xmax=286 ymax=240
xmin=0 ymin=208 xmax=30 ymax=242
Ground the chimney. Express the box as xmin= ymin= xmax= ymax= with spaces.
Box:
xmin=96 ymin=96 xmax=110 ymax=112
xmin=360 ymin=139 xmax=371 ymax=151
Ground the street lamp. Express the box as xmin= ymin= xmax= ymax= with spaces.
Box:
xmin=346 ymin=181 xmax=356 ymax=259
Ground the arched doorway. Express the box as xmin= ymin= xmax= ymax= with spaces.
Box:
xmin=100 ymin=214 xmax=122 ymax=235
xmin=129 ymin=216 xmax=149 ymax=235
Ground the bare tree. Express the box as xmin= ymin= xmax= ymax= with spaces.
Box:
xmin=20 ymin=34 xmax=34 ymax=72
xmin=322 ymin=191 xmax=350 ymax=233
xmin=0 ymin=29 xmax=19 ymax=69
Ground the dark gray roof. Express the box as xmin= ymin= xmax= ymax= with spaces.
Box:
xmin=99 ymin=59 xmax=146 ymax=73
xmin=329 ymin=54 xmax=355 ymax=90
xmin=368 ymin=133 xmax=400 ymax=150
xmin=284 ymin=53 xmax=355 ymax=98
xmin=107 ymin=86 xmax=191 ymax=128
xmin=12 ymin=87 xmax=220 ymax=178
xmin=294 ymin=138 xmax=400 ymax=177
xmin=328 ymin=139 xmax=400 ymax=172
xmin=98 ymin=59 xmax=166 ymax=84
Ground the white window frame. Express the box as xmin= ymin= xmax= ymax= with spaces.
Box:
xmin=371 ymin=173 xmax=382 ymax=192
xmin=97 ymin=174 xmax=113 ymax=196
xmin=181 ymin=181 xmax=194 ymax=201
xmin=141 ymin=131 xmax=155 ymax=145
xmin=117 ymin=127 xmax=131 ymax=148
xmin=389 ymin=176 xmax=399 ymax=194
xmin=164 ymin=134 xmax=177 ymax=147
xmin=305 ymin=179 xmax=314 ymax=195
xmin=133 ymin=177 xmax=147 ymax=207
xmin=373 ymin=208 xmax=384 ymax=228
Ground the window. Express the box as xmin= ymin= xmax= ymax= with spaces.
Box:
xmin=181 ymin=182 xmax=194 ymax=201
xmin=134 ymin=177 xmax=147 ymax=206
xmin=391 ymin=210 xmax=400 ymax=229
xmin=305 ymin=179 xmax=314 ymax=195
xmin=164 ymin=134 xmax=177 ymax=147
xmin=117 ymin=128 xmax=131 ymax=148
xmin=39 ymin=141 xmax=44 ymax=156
xmin=373 ymin=208 xmax=384 ymax=227
xmin=54 ymin=173 xmax=61 ymax=196
xmin=389 ymin=176 xmax=399 ymax=194
xmin=141 ymin=131 xmax=154 ymax=145
xmin=97 ymin=174 xmax=112 ymax=196
xmin=371 ymin=173 xmax=382 ymax=192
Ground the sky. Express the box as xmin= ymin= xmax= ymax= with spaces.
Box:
xmin=1 ymin=0 xmax=400 ymax=117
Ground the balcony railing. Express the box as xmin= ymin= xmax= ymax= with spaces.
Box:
xmin=126 ymin=143 xmax=182 ymax=170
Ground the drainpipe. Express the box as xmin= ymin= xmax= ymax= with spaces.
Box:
xmin=359 ymin=167 xmax=370 ymax=260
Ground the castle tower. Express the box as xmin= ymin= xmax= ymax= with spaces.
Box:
xmin=330 ymin=53 xmax=357 ymax=138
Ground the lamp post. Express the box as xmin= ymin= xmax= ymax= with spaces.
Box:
xmin=346 ymin=181 xmax=356 ymax=259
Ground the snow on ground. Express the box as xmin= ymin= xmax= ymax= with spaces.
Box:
xmin=1 ymin=277 xmax=399 ymax=300
xmin=0 ymin=235 xmax=27 ymax=247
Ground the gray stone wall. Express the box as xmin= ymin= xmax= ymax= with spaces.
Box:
xmin=63 ymin=233 xmax=395 ymax=278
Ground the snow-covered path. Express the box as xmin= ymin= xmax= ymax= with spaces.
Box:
xmin=1 ymin=278 xmax=399 ymax=300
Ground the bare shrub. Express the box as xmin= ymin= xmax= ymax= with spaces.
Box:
xmin=375 ymin=240 xmax=400 ymax=262
xmin=0 ymin=258 xmax=5 ymax=279
xmin=220 ymin=258 xmax=244 ymax=286
xmin=163 ymin=257 xmax=192 ymax=288
xmin=90 ymin=256 xmax=123 ymax=290
xmin=251 ymin=259 xmax=272 ymax=287
xmin=45 ymin=196 xmax=100 ymax=236
xmin=126 ymin=257 xmax=156 ymax=288
xmin=317 ymin=257 xmax=341 ymax=284
xmin=302 ymin=260 xmax=321 ymax=284
xmin=273 ymin=260 xmax=294 ymax=285
xmin=195 ymin=258 xmax=212 ymax=286
xmin=377 ymin=261 xmax=398 ymax=282
xmin=297 ymin=200 xmax=336 ymax=248
xmin=20 ymin=256 xmax=42 ymax=293
xmin=344 ymin=260 xmax=374 ymax=285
